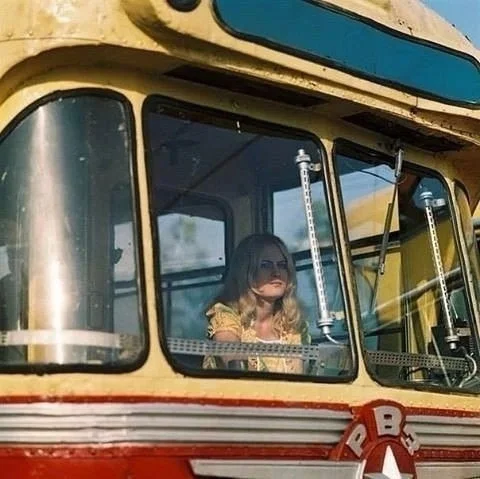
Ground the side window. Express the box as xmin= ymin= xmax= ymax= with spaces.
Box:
xmin=0 ymin=94 xmax=143 ymax=368
xmin=158 ymin=196 xmax=226 ymax=343
xmin=335 ymin=142 xmax=479 ymax=392
xmin=145 ymin=98 xmax=353 ymax=380
xmin=456 ymin=185 xmax=480 ymax=328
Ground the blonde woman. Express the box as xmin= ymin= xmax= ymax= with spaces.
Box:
xmin=204 ymin=234 xmax=309 ymax=373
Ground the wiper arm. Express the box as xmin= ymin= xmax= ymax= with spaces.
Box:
xmin=369 ymin=146 xmax=403 ymax=313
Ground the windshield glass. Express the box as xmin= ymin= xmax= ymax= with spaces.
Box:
xmin=335 ymin=142 xmax=480 ymax=392
xmin=146 ymin=98 xmax=353 ymax=380
xmin=0 ymin=94 xmax=143 ymax=368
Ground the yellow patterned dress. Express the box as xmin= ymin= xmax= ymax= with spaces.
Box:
xmin=203 ymin=302 xmax=310 ymax=373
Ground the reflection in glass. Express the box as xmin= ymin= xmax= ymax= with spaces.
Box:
xmin=159 ymin=210 xmax=225 ymax=343
xmin=0 ymin=96 xmax=142 ymax=366
xmin=336 ymin=148 xmax=479 ymax=391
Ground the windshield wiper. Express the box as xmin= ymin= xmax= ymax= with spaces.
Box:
xmin=369 ymin=146 xmax=403 ymax=313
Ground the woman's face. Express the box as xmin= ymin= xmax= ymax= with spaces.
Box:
xmin=251 ymin=243 xmax=288 ymax=302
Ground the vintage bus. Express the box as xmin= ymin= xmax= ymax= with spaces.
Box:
xmin=0 ymin=0 xmax=479 ymax=477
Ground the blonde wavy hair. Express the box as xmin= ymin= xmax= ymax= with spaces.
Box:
xmin=212 ymin=234 xmax=302 ymax=335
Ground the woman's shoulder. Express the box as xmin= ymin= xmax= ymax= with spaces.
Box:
xmin=206 ymin=302 xmax=238 ymax=318
xmin=206 ymin=302 xmax=242 ymax=339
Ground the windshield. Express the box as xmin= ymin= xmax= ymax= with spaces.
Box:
xmin=145 ymin=98 xmax=354 ymax=380
xmin=0 ymin=94 xmax=143 ymax=368
xmin=335 ymin=142 xmax=480 ymax=392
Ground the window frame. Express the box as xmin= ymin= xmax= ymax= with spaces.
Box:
xmin=0 ymin=88 xmax=147 ymax=374
xmin=144 ymin=94 xmax=357 ymax=383
xmin=453 ymin=181 xmax=480 ymax=358
xmin=156 ymin=188 xmax=232 ymax=343
xmin=332 ymin=138 xmax=479 ymax=393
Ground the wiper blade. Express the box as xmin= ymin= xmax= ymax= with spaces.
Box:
xmin=369 ymin=146 xmax=403 ymax=313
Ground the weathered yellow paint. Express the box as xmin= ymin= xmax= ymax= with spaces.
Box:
xmin=0 ymin=0 xmax=475 ymax=149
xmin=0 ymin=65 xmax=472 ymax=414
xmin=0 ymin=0 xmax=475 ymax=415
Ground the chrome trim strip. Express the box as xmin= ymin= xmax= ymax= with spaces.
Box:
xmin=191 ymin=459 xmax=480 ymax=479
xmin=190 ymin=459 xmax=360 ymax=479
xmin=408 ymin=414 xmax=480 ymax=447
xmin=0 ymin=329 xmax=141 ymax=349
xmin=0 ymin=402 xmax=351 ymax=444
xmin=0 ymin=402 xmax=479 ymax=450
xmin=416 ymin=462 xmax=480 ymax=479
